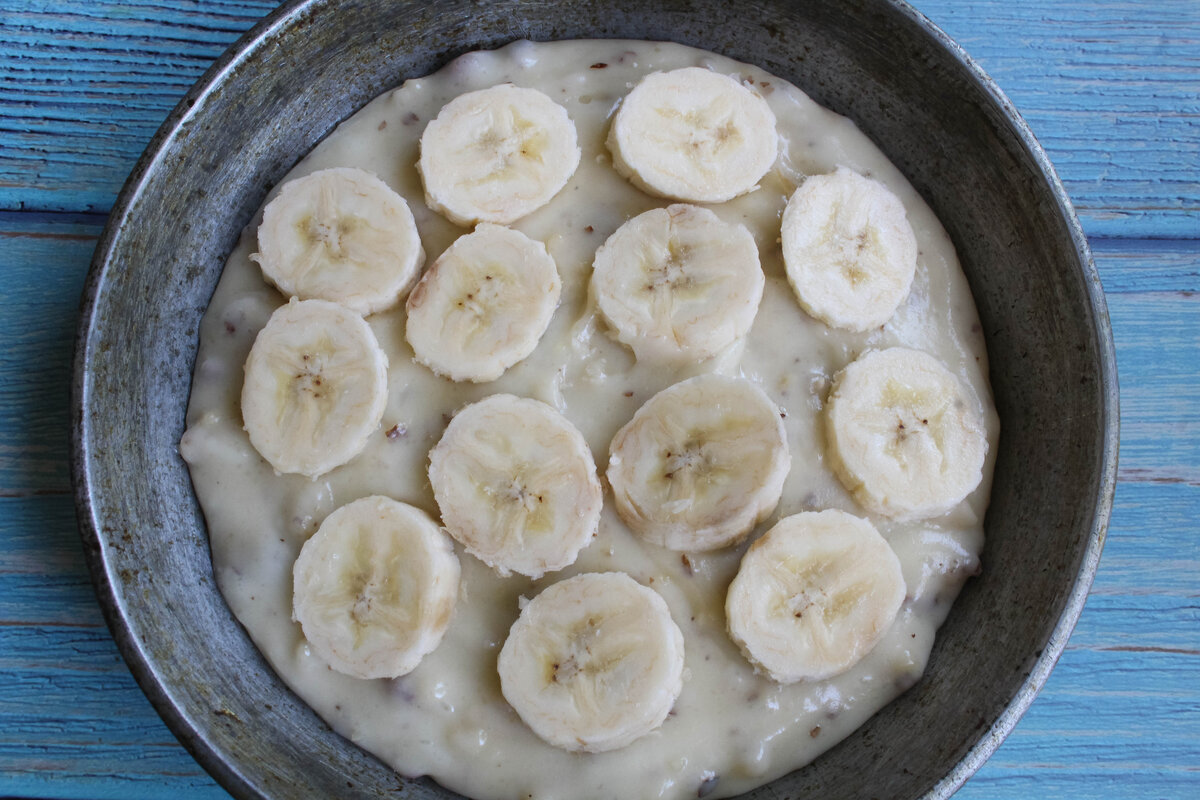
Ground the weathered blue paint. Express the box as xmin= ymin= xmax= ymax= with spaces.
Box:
xmin=1 ymin=0 xmax=1197 ymax=798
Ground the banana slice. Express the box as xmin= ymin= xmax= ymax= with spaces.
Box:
xmin=590 ymin=203 xmax=764 ymax=364
xmin=607 ymin=374 xmax=790 ymax=551
xmin=428 ymin=394 xmax=603 ymax=578
xmin=251 ymin=167 xmax=424 ymax=315
xmin=826 ymin=348 xmax=988 ymax=520
xmin=607 ymin=67 xmax=777 ymax=203
xmin=498 ymin=572 xmax=685 ymax=753
xmin=726 ymin=509 xmax=905 ymax=683
xmin=418 ymin=84 xmax=581 ymax=226
xmin=406 ymin=223 xmax=561 ymax=383
xmin=241 ymin=298 xmax=388 ymax=478
xmin=781 ymin=167 xmax=918 ymax=331
xmin=293 ymin=495 xmax=461 ymax=680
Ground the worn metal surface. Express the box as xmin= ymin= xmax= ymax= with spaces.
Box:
xmin=70 ymin=0 xmax=1117 ymax=798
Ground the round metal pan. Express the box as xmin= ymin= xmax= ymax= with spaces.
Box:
xmin=72 ymin=1 xmax=1118 ymax=797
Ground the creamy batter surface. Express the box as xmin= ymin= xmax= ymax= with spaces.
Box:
xmin=179 ymin=39 xmax=999 ymax=800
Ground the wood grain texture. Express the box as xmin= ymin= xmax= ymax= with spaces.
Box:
xmin=1110 ymin=291 xmax=1200 ymax=484
xmin=1095 ymin=239 xmax=1200 ymax=294
xmin=919 ymin=0 xmax=1200 ymax=240
xmin=1 ymin=0 xmax=278 ymax=213
xmin=1 ymin=0 xmax=1197 ymax=798
xmin=0 ymin=214 xmax=99 ymax=494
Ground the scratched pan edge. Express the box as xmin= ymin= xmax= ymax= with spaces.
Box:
xmin=69 ymin=0 xmax=1118 ymax=799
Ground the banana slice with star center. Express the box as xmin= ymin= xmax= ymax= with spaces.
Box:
xmin=241 ymin=298 xmax=388 ymax=478
xmin=590 ymin=203 xmax=764 ymax=364
xmin=607 ymin=67 xmax=778 ymax=203
xmin=498 ymin=572 xmax=685 ymax=753
xmin=428 ymin=394 xmax=603 ymax=578
xmin=781 ymin=167 xmax=918 ymax=331
xmin=726 ymin=509 xmax=906 ymax=684
xmin=251 ymin=167 xmax=424 ymax=315
xmin=293 ymin=495 xmax=461 ymax=680
xmin=405 ymin=223 xmax=561 ymax=383
xmin=607 ymin=374 xmax=791 ymax=551
xmin=826 ymin=347 xmax=988 ymax=520
xmin=418 ymin=84 xmax=581 ymax=226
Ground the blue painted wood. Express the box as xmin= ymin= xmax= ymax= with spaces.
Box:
xmin=1 ymin=0 xmax=278 ymax=213
xmin=1 ymin=0 xmax=1197 ymax=798
xmin=0 ymin=215 xmax=99 ymax=493
xmin=0 ymin=495 xmax=231 ymax=798
xmin=1093 ymin=239 xmax=1200 ymax=295
xmin=1082 ymin=482 xmax=1200 ymax=605
xmin=920 ymin=0 xmax=1200 ymax=240
xmin=0 ymin=495 xmax=109 ymax=625
xmin=1108 ymin=292 xmax=1200 ymax=484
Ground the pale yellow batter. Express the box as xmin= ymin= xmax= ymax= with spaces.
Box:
xmin=180 ymin=39 xmax=998 ymax=800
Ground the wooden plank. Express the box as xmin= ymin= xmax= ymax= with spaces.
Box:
xmin=962 ymin=771 xmax=1200 ymax=800
xmin=0 ymin=494 xmax=108 ymax=626
xmin=2 ymin=0 xmax=1197 ymax=239
xmin=1081 ymin=482 xmax=1200 ymax=601
xmin=1109 ymin=291 xmax=1200 ymax=484
xmin=1068 ymin=594 xmax=1200 ymax=655
xmin=0 ymin=573 xmax=109 ymax=627
xmin=1 ymin=762 xmax=228 ymax=800
xmin=992 ymin=652 xmax=1200 ymax=760
xmin=0 ymin=668 xmax=189 ymax=722
xmin=0 ymin=625 xmax=130 ymax=673
xmin=961 ymin=650 xmax=1200 ymax=799
xmin=1 ymin=0 xmax=276 ymax=213
xmin=0 ymin=214 xmax=101 ymax=494
xmin=0 ymin=494 xmax=123 ymax=628
xmin=920 ymin=0 xmax=1200 ymax=239
xmin=1093 ymin=238 xmax=1200 ymax=294
xmin=0 ymin=497 xmax=229 ymax=797
xmin=1 ymin=736 xmax=229 ymax=800
xmin=0 ymin=491 xmax=82 ymax=575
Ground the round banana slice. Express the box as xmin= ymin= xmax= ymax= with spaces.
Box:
xmin=418 ymin=84 xmax=581 ymax=226
xmin=406 ymin=223 xmax=561 ymax=383
xmin=607 ymin=374 xmax=790 ymax=551
xmin=607 ymin=67 xmax=778 ymax=203
xmin=726 ymin=509 xmax=905 ymax=684
xmin=241 ymin=298 xmax=388 ymax=478
xmin=781 ymin=167 xmax=918 ymax=331
xmin=293 ymin=495 xmax=461 ymax=680
xmin=252 ymin=167 xmax=424 ymax=315
xmin=428 ymin=394 xmax=603 ymax=578
xmin=498 ymin=572 xmax=685 ymax=753
xmin=591 ymin=203 xmax=764 ymax=364
xmin=826 ymin=347 xmax=988 ymax=520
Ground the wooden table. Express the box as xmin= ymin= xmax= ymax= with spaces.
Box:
xmin=2 ymin=1 xmax=1196 ymax=797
